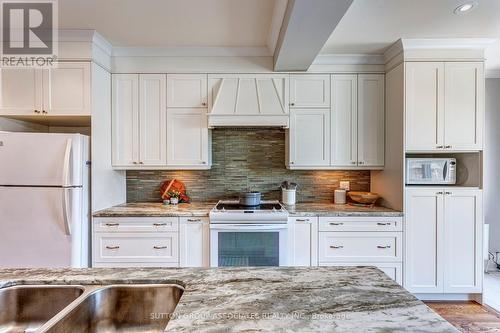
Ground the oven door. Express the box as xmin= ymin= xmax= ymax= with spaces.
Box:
xmin=210 ymin=224 xmax=288 ymax=267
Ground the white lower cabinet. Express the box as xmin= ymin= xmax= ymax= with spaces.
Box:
xmin=179 ymin=217 xmax=210 ymax=267
xmin=317 ymin=216 xmax=403 ymax=284
xmin=288 ymin=217 xmax=318 ymax=266
xmin=404 ymin=187 xmax=483 ymax=294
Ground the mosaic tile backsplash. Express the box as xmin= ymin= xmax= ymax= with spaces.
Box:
xmin=126 ymin=128 xmax=371 ymax=203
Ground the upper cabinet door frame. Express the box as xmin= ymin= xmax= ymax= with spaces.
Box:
xmin=443 ymin=62 xmax=484 ymax=151
xmin=331 ymin=74 xmax=358 ymax=167
xmin=0 ymin=67 xmax=42 ymax=115
xmin=139 ymin=74 xmax=167 ymax=166
xmin=42 ymin=62 xmax=91 ymax=115
xmin=290 ymin=74 xmax=330 ymax=108
xmin=167 ymin=74 xmax=208 ymax=108
xmin=357 ymin=74 xmax=384 ymax=167
xmin=405 ymin=62 xmax=445 ymax=151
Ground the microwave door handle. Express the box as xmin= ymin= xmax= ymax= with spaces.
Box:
xmin=443 ymin=161 xmax=447 ymax=181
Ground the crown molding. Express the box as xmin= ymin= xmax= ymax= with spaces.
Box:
xmin=111 ymin=46 xmax=272 ymax=57
xmin=313 ymin=53 xmax=385 ymax=65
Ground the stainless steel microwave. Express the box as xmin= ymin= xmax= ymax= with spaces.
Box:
xmin=406 ymin=158 xmax=456 ymax=185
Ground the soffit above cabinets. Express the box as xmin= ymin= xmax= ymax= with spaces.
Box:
xmin=207 ymin=74 xmax=289 ymax=128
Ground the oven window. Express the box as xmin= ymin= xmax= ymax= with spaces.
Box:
xmin=218 ymin=232 xmax=279 ymax=266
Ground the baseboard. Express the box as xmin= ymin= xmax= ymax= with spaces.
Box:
xmin=415 ymin=293 xmax=482 ymax=301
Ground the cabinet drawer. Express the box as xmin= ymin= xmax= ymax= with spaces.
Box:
xmin=319 ymin=262 xmax=402 ymax=285
xmin=319 ymin=217 xmax=402 ymax=232
xmin=92 ymin=262 xmax=179 ymax=268
xmin=94 ymin=217 xmax=179 ymax=232
xmin=93 ymin=232 xmax=179 ymax=263
xmin=319 ymin=232 xmax=402 ymax=263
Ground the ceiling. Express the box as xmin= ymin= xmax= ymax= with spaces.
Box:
xmin=58 ymin=0 xmax=276 ymax=47
xmin=320 ymin=0 xmax=500 ymax=70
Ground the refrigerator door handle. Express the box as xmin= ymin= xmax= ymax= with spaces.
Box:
xmin=62 ymin=188 xmax=71 ymax=235
xmin=62 ymin=138 xmax=72 ymax=187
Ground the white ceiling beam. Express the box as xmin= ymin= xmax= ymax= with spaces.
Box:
xmin=273 ymin=0 xmax=353 ymax=71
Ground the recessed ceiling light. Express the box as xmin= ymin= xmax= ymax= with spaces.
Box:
xmin=454 ymin=1 xmax=478 ymax=14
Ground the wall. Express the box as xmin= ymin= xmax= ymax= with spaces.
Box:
xmin=485 ymin=78 xmax=500 ymax=252
xmin=127 ymin=128 xmax=370 ymax=203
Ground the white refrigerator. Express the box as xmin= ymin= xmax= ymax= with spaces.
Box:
xmin=0 ymin=132 xmax=90 ymax=268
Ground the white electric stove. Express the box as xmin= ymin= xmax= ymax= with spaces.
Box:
xmin=209 ymin=200 xmax=289 ymax=267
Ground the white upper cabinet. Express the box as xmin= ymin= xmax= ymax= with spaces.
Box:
xmin=357 ymin=74 xmax=385 ymax=167
xmin=112 ymin=74 xmax=167 ymax=167
xmin=405 ymin=61 xmax=484 ymax=151
xmin=112 ymin=74 xmax=139 ymax=167
xmin=139 ymin=74 xmax=167 ymax=166
xmin=42 ymin=62 xmax=91 ymax=115
xmin=443 ymin=189 xmax=482 ymax=293
xmin=167 ymin=74 xmax=207 ymax=108
xmin=405 ymin=62 xmax=444 ymax=151
xmin=289 ymin=109 xmax=330 ymax=167
xmin=167 ymin=108 xmax=209 ymax=167
xmin=0 ymin=62 xmax=90 ymax=116
xmin=331 ymin=74 xmax=357 ymax=167
xmin=0 ymin=68 xmax=42 ymax=115
xmin=444 ymin=62 xmax=484 ymax=151
xmin=405 ymin=188 xmax=444 ymax=293
xmin=290 ymin=74 xmax=330 ymax=108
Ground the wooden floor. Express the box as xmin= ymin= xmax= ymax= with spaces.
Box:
xmin=425 ymin=301 xmax=500 ymax=333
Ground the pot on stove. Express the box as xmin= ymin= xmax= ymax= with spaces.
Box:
xmin=239 ymin=191 xmax=261 ymax=206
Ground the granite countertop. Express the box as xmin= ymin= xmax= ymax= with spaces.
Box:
xmin=0 ymin=267 xmax=456 ymax=332
xmin=93 ymin=202 xmax=403 ymax=218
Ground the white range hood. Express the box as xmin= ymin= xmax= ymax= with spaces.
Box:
xmin=207 ymin=74 xmax=289 ymax=128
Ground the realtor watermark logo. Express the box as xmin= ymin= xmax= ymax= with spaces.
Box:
xmin=1 ymin=0 xmax=58 ymax=67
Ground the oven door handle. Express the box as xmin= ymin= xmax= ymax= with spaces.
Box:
xmin=210 ymin=224 xmax=287 ymax=231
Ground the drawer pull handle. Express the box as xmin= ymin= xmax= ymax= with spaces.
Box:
xmin=377 ymin=245 xmax=391 ymax=249
xmin=106 ymin=245 xmax=119 ymax=250
xmin=330 ymin=245 xmax=344 ymax=249
xmin=154 ymin=245 xmax=168 ymax=249
xmin=187 ymin=219 xmax=202 ymax=222
xmin=329 ymin=222 xmax=344 ymax=226
xmin=296 ymin=219 xmax=310 ymax=222
xmin=376 ymin=222 xmax=390 ymax=226
xmin=153 ymin=223 xmax=168 ymax=226
xmin=105 ymin=223 xmax=119 ymax=226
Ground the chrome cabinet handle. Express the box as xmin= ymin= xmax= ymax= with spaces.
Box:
xmin=202 ymin=102 xmax=207 ymax=106
xmin=42 ymin=110 xmax=47 ymax=114
xmin=436 ymin=191 xmax=444 ymax=195
xmin=105 ymin=222 xmax=119 ymax=226
xmin=154 ymin=245 xmax=168 ymax=249
xmin=445 ymin=191 xmax=452 ymax=195
xmin=187 ymin=218 xmax=202 ymax=223
xmin=377 ymin=245 xmax=391 ymax=249
xmin=290 ymin=102 xmax=295 ymax=106
xmin=34 ymin=110 xmax=40 ymax=114
xmin=106 ymin=245 xmax=119 ymax=250
xmin=153 ymin=222 xmax=168 ymax=226
xmin=445 ymin=145 xmax=452 ymax=149
xmin=376 ymin=222 xmax=390 ymax=226
xmin=139 ymin=161 xmax=144 ymax=164
xmin=351 ymin=161 xmax=356 ymax=165
xmin=329 ymin=222 xmax=344 ymax=226
xmin=330 ymin=245 xmax=343 ymax=249
xmin=436 ymin=145 xmax=444 ymax=149
xmin=132 ymin=161 xmax=138 ymax=164
xmin=296 ymin=218 xmax=310 ymax=222
xmin=358 ymin=161 xmax=364 ymax=165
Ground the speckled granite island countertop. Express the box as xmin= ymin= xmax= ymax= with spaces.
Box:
xmin=0 ymin=267 xmax=456 ymax=332
xmin=93 ymin=202 xmax=402 ymax=218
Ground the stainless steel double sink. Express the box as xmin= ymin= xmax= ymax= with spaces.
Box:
xmin=0 ymin=283 xmax=184 ymax=333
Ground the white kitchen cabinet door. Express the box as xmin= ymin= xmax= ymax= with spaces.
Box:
xmin=112 ymin=74 xmax=139 ymax=167
xmin=331 ymin=74 xmax=357 ymax=167
xmin=288 ymin=217 xmax=318 ymax=266
xmin=444 ymin=62 xmax=484 ymax=151
xmin=167 ymin=108 xmax=209 ymax=167
xmin=357 ymin=74 xmax=384 ymax=167
xmin=443 ymin=189 xmax=483 ymax=293
xmin=0 ymin=68 xmax=42 ymax=115
xmin=405 ymin=188 xmax=444 ymax=293
xmin=167 ymin=74 xmax=208 ymax=108
xmin=139 ymin=74 xmax=167 ymax=166
xmin=42 ymin=62 xmax=91 ymax=115
xmin=290 ymin=75 xmax=330 ymax=108
xmin=289 ymin=109 xmax=330 ymax=167
xmin=179 ymin=217 xmax=209 ymax=267
xmin=405 ymin=62 xmax=445 ymax=151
